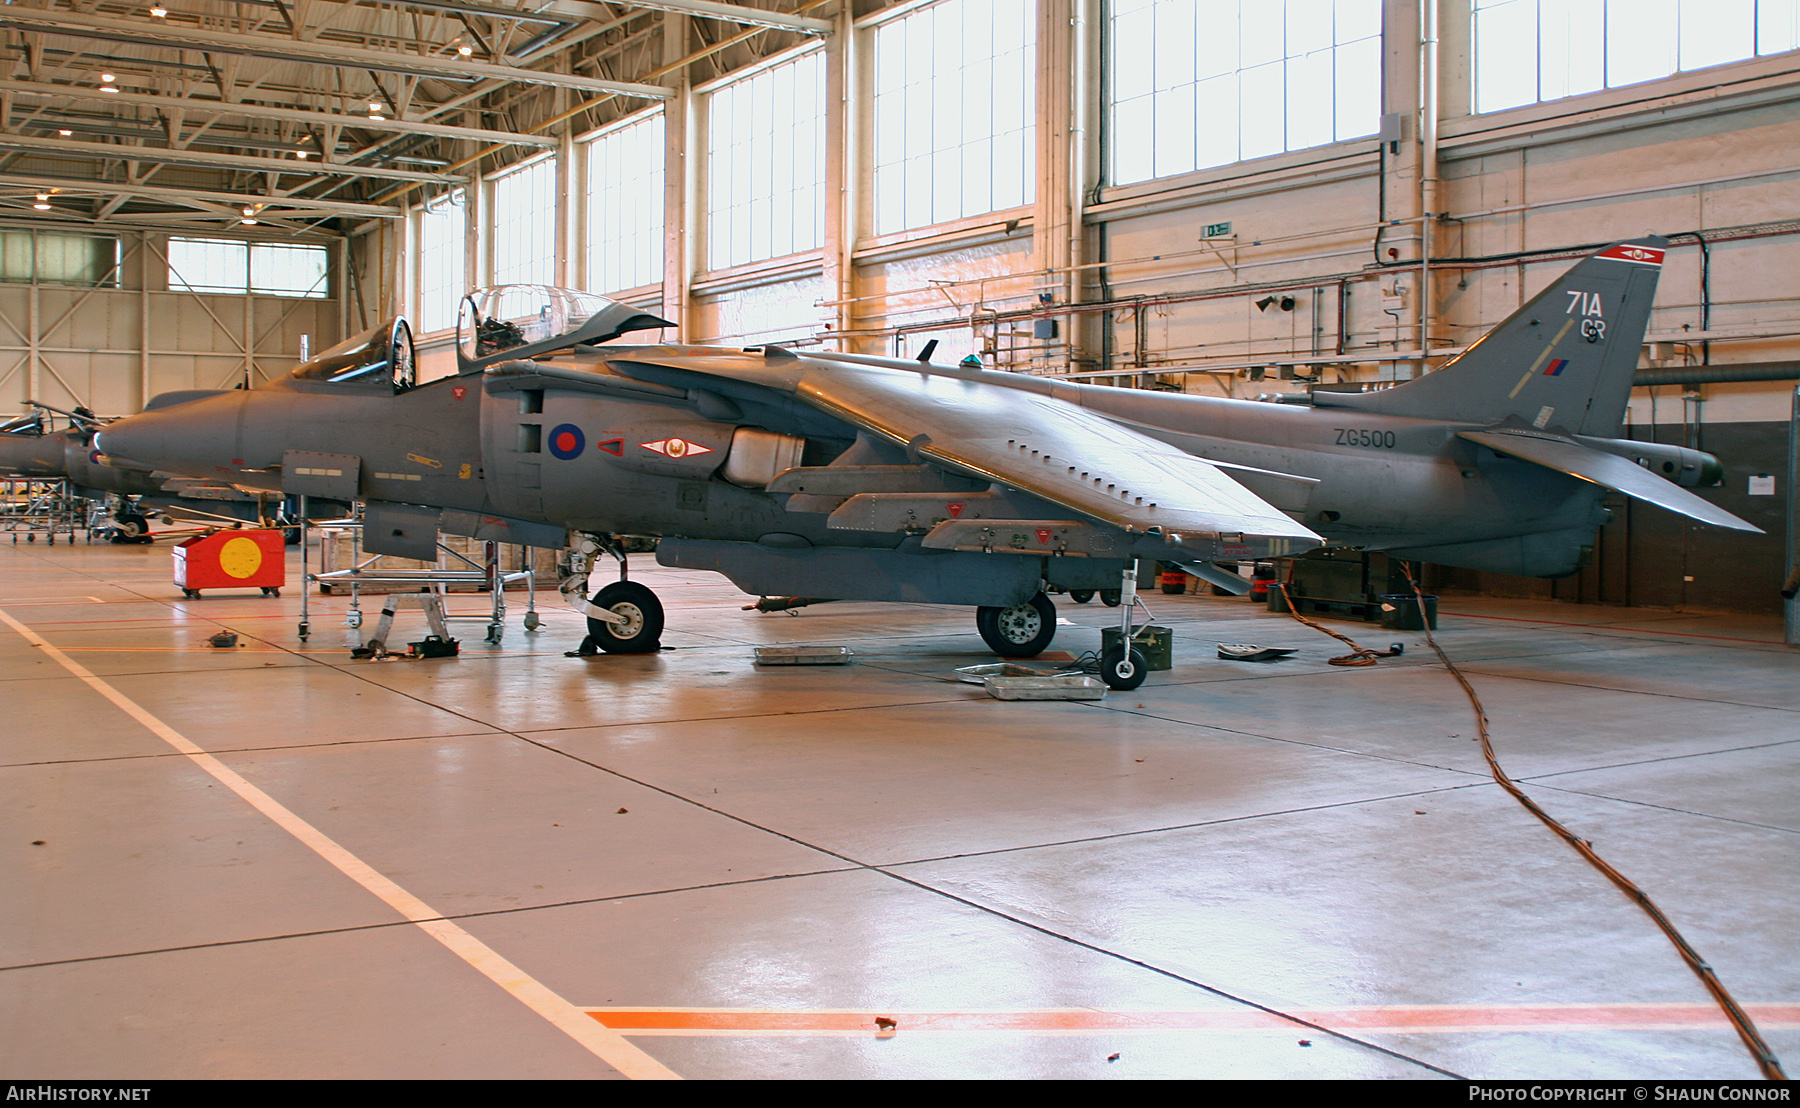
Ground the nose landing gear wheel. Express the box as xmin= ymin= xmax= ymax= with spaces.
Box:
xmin=975 ymin=592 xmax=1057 ymax=658
xmin=1100 ymin=644 xmax=1148 ymax=690
xmin=586 ymin=580 xmax=664 ymax=654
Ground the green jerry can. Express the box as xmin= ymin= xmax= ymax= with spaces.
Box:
xmin=1100 ymin=625 xmax=1173 ymax=671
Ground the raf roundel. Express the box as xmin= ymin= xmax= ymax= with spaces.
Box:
xmin=548 ymin=423 xmax=585 ymax=460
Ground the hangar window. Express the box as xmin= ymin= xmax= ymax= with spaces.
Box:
xmin=706 ymin=48 xmax=826 ymax=271
xmin=413 ymin=191 xmax=467 ymax=335
xmin=870 ymin=0 xmax=1037 ymax=234
xmin=167 ymin=237 xmax=328 ymax=298
xmin=1475 ymin=0 xmax=1800 ymax=114
xmin=585 ymin=111 xmax=665 ymax=295
xmin=0 ymin=231 xmax=119 ymax=287
xmin=490 ymin=156 xmax=558 ymax=286
xmin=1107 ymin=0 xmax=1381 ymax=186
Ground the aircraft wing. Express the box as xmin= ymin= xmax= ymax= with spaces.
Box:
xmin=607 ymin=349 xmax=1321 ymax=551
xmin=1459 ymin=429 xmax=1761 ymax=532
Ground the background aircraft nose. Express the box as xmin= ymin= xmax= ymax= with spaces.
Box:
xmin=100 ymin=392 xmax=243 ymax=475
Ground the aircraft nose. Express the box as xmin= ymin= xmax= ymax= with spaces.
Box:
xmin=100 ymin=393 xmax=243 ymax=476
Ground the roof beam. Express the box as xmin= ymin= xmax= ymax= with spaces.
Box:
xmin=0 ymin=134 xmax=459 ymax=183
xmin=0 ymin=9 xmax=675 ymax=99
xmin=0 ymin=172 xmax=399 ymax=218
xmin=539 ymin=0 xmax=831 ymax=35
xmin=0 ymin=79 xmax=555 ymax=149
xmin=316 ymin=0 xmax=827 ymax=35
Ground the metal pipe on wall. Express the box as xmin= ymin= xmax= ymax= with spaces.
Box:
xmin=1635 ymin=362 xmax=1800 ymax=387
xmin=1788 ymin=379 xmax=1799 ymax=645
xmin=1418 ymin=0 xmax=1439 ymax=368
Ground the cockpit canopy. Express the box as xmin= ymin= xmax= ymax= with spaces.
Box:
xmin=456 ymin=285 xmax=673 ymax=372
xmin=0 ymin=410 xmax=46 ymax=437
xmin=292 ymin=316 xmax=415 ymax=391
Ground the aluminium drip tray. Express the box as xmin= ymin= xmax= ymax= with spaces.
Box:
xmin=753 ymin=645 xmax=856 ymax=666
xmin=982 ymin=674 xmax=1108 ymax=701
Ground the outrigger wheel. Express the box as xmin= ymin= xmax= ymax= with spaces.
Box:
xmin=975 ymin=592 xmax=1057 ymax=658
xmin=585 ymin=580 xmax=664 ymax=654
xmin=1099 ymin=644 xmax=1148 ymax=691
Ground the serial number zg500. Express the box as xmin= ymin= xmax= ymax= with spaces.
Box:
xmin=1335 ymin=428 xmax=1397 ymax=448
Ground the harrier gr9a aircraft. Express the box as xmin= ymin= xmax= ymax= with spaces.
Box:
xmin=99 ymin=236 xmax=1755 ymax=686
xmin=99 ymin=289 xmax=1320 ymax=687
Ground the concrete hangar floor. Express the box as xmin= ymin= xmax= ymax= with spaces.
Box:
xmin=0 ymin=534 xmax=1794 ymax=1081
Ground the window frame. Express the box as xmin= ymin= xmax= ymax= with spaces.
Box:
xmin=486 ymin=152 xmax=560 ymax=287
xmin=166 ymin=235 xmax=329 ymax=299
xmin=1470 ymin=0 xmax=1800 ymax=116
xmin=1101 ymin=0 xmax=1385 ymax=190
xmin=410 ymin=189 xmax=468 ymax=337
xmin=699 ymin=41 xmax=828 ymax=274
xmin=578 ymin=107 xmax=667 ymax=297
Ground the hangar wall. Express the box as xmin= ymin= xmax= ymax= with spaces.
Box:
xmin=0 ymin=226 xmax=341 ymax=417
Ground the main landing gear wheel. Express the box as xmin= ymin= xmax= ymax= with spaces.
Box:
xmin=1067 ymin=589 xmax=1095 ymax=604
xmin=975 ymin=592 xmax=1057 ymax=658
xmin=586 ymin=580 xmax=664 ymax=654
xmin=1099 ymin=589 xmax=1122 ymax=607
xmin=1100 ymin=644 xmax=1148 ymax=691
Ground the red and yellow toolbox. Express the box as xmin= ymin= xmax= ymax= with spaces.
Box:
xmin=173 ymin=529 xmax=286 ymax=598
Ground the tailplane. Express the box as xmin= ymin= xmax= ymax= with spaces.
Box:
xmin=1316 ymin=237 xmax=1667 ymax=436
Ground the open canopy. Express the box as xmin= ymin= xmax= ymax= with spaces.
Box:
xmin=456 ymin=285 xmax=674 ymax=372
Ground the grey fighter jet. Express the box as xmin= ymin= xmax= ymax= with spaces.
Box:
xmin=97 ymin=291 xmax=1320 ymax=687
xmin=98 ymin=236 xmax=1753 ymax=687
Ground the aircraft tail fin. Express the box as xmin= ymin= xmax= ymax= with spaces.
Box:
xmin=1316 ymin=237 xmax=1667 ymax=436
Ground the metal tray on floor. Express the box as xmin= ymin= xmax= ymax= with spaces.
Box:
xmin=954 ymin=662 xmax=1055 ymax=685
xmin=982 ymin=674 xmax=1107 ymax=700
xmin=754 ymin=645 xmax=856 ymax=665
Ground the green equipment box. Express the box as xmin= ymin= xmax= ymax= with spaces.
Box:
xmin=1100 ymin=624 xmax=1173 ymax=671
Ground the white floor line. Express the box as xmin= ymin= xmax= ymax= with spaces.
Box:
xmin=0 ymin=606 xmax=679 ymax=1081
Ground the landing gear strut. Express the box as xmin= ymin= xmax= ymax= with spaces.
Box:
xmin=1098 ymin=563 xmax=1148 ymax=691
xmin=566 ymin=536 xmax=665 ymax=655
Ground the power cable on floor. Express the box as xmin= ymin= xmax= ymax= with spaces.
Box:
xmin=1398 ymin=563 xmax=1788 ymax=1082
xmin=1271 ymin=579 xmax=1401 ymax=665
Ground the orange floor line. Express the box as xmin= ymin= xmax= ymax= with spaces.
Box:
xmin=586 ymin=1003 xmax=1800 ymax=1035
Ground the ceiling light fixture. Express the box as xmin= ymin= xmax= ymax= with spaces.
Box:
xmin=57 ymin=129 xmax=72 ymax=136
xmin=457 ymin=43 xmax=473 ymax=56
xmin=100 ymin=84 xmax=120 ymax=93
xmin=34 ymin=194 xmax=51 ymax=210
xmin=150 ymin=4 xmax=168 ymax=15
xmin=240 ymin=217 xmax=258 ymax=225
xmin=101 ymin=73 xmax=115 ymax=81
xmin=295 ymin=150 xmax=309 ymax=159
xmin=369 ymin=102 xmax=384 ymax=112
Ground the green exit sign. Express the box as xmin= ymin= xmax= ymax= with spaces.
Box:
xmin=1204 ymin=221 xmax=1232 ymax=237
